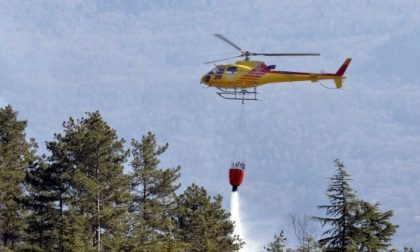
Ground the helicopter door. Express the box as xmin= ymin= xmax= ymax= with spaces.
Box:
xmin=225 ymin=66 xmax=237 ymax=80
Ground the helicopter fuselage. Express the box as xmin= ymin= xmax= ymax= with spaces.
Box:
xmin=201 ymin=59 xmax=351 ymax=89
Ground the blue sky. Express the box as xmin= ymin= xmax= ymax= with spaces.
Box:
xmin=1 ymin=1 xmax=420 ymax=250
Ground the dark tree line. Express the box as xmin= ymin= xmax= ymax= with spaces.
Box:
xmin=0 ymin=105 xmax=242 ymax=252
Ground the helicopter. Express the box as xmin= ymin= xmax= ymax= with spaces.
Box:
xmin=200 ymin=34 xmax=352 ymax=102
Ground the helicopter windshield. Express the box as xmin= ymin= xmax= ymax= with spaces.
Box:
xmin=208 ymin=65 xmax=226 ymax=75
xmin=208 ymin=67 xmax=216 ymax=74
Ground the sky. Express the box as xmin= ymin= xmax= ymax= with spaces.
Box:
xmin=1 ymin=0 xmax=420 ymax=250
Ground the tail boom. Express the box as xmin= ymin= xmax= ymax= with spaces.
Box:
xmin=254 ymin=58 xmax=352 ymax=89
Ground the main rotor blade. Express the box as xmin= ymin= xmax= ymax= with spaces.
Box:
xmin=255 ymin=53 xmax=320 ymax=56
xmin=204 ymin=55 xmax=242 ymax=64
xmin=214 ymin=34 xmax=243 ymax=52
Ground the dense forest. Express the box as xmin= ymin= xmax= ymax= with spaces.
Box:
xmin=0 ymin=105 xmax=407 ymax=251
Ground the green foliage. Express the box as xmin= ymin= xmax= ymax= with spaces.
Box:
xmin=25 ymin=111 xmax=131 ymax=251
xmin=314 ymin=159 xmax=397 ymax=252
xmin=4 ymin=105 xmax=401 ymax=251
xmin=263 ymin=230 xmax=287 ymax=252
xmin=59 ymin=111 xmax=131 ymax=250
xmin=176 ymin=183 xmax=243 ymax=251
xmin=0 ymin=105 xmax=37 ymax=249
xmin=129 ymin=131 xmax=185 ymax=250
xmin=25 ymin=159 xmax=61 ymax=251
xmin=0 ymin=107 xmax=245 ymax=250
xmin=314 ymin=159 xmax=357 ymax=251
xmin=352 ymin=200 xmax=398 ymax=251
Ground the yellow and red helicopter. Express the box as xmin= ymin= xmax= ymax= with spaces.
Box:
xmin=200 ymin=34 xmax=352 ymax=102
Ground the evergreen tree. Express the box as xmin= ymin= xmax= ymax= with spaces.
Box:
xmin=44 ymin=132 xmax=80 ymax=251
xmin=24 ymin=158 xmax=60 ymax=251
xmin=48 ymin=111 xmax=131 ymax=251
xmin=176 ymin=183 xmax=243 ymax=251
xmin=0 ymin=105 xmax=37 ymax=249
xmin=352 ymin=200 xmax=397 ymax=251
xmin=24 ymin=143 xmax=76 ymax=252
xmin=263 ymin=230 xmax=287 ymax=252
xmin=314 ymin=159 xmax=358 ymax=251
xmin=314 ymin=159 xmax=398 ymax=252
xmin=129 ymin=132 xmax=186 ymax=251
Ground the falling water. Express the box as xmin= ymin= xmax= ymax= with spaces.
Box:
xmin=231 ymin=191 xmax=245 ymax=250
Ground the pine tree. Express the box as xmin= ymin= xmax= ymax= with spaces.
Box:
xmin=24 ymin=145 xmax=76 ymax=251
xmin=44 ymin=132 xmax=80 ymax=251
xmin=314 ymin=159 xmax=357 ymax=251
xmin=0 ymin=105 xmax=37 ymax=249
xmin=176 ymin=183 xmax=243 ymax=251
xmin=263 ymin=230 xmax=287 ymax=252
xmin=48 ymin=111 xmax=131 ymax=251
xmin=24 ymin=158 xmax=60 ymax=251
xmin=129 ymin=132 xmax=185 ymax=251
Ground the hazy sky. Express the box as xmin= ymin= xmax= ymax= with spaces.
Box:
xmin=1 ymin=1 xmax=419 ymax=250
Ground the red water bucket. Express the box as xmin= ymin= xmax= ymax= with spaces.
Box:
xmin=229 ymin=168 xmax=245 ymax=191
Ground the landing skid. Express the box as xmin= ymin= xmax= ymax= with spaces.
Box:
xmin=216 ymin=87 xmax=258 ymax=103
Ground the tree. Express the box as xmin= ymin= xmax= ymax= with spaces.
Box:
xmin=25 ymin=131 xmax=79 ymax=251
xmin=0 ymin=105 xmax=37 ymax=249
xmin=314 ymin=159 xmax=397 ymax=252
xmin=352 ymin=200 xmax=397 ymax=251
xmin=289 ymin=214 xmax=321 ymax=252
xmin=176 ymin=183 xmax=243 ymax=251
xmin=24 ymin=158 xmax=62 ymax=251
xmin=49 ymin=111 xmax=131 ymax=251
xmin=128 ymin=132 xmax=185 ymax=251
xmin=313 ymin=159 xmax=357 ymax=251
xmin=263 ymin=230 xmax=287 ymax=252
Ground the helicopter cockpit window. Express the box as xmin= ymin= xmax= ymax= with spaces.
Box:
xmin=226 ymin=66 xmax=237 ymax=74
xmin=216 ymin=66 xmax=225 ymax=74
xmin=208 ymin=67 xmax=216 ymax=74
